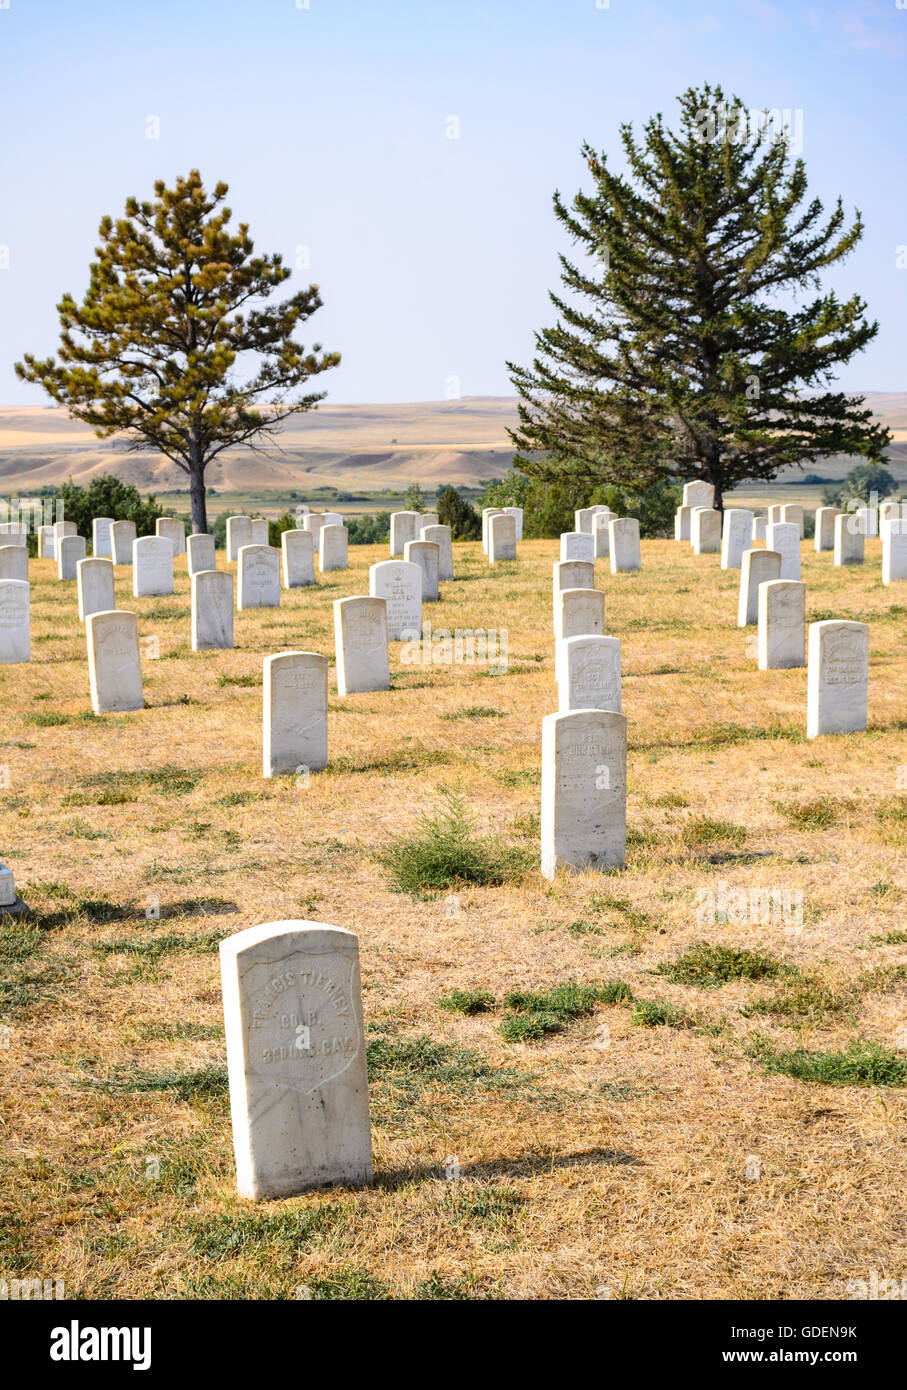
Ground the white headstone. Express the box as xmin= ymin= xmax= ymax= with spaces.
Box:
xmin=110 ymin=520 xmax=137 ymax=565
xmin=282 ymin=528 xmax=316 ymax=587
xmin=807 ymin=620 xmax=868 ymax=738
xmin=226 ymin=516 xmax=254 ymax=562
xmin=37 ymin=525 xmax=55 ymax=559
xmin=187 ymin=533 xmax=216 ymax=577
xmin=421 ymin=524 xmax=453 ymax=580
xmin=0 ymin=523 xmax=27 ymax=547
xmin=674 ymin=506 xmax=693 ymax=542
xmin=879 ymin=501 xmax=902 ymax=528
xmin=219 ymin=919 xmax=373 ymax=1199
xmin=765 ymin=522 xmax=801 ymax=580
xmin=609 ymin=518 xmax=641 ymax=573
xmin=263 ymin=651 xmax=328 ymax=777
xmin=752 ymin=515 xmax=767 ymax=542
xmin=856 ymin=507 xmax=878 ymax=538
xmin=57 ymin=534 xmax=87 ymax=580
xmin=133 ymin=536 xmax=174 ymax=597
xmin=251 ymin=518 xmax=270 ymax=547
xmin=575 ymin=507 xmax=596 ymax=534
xmin=323 ymin=511 xmax=344 ymax=528
xmin=488 ymin=513 xmax=517 ymax=563
xmin=721 ymin=509 xmax=755 ymax=570
xmin=86 ymin=610 xmax=143 ymax=712
xmin=390 ymin=511 xmax=420 ymax=557
xmin=557 ymin=635 xmax=621 ymax=713
xmin=757 ymin=580 xmax=805 ymax=670
xmin=553 ymin=561 xmax=594 ymax=629
xmin=369 ymin=560 xmax=422 ymax=640
xmin=156 ymin=517 xmax=186 ymax=555
xmin=0 ymin=545 xmax=27 ymax=582
xmin=560 ymin=531 xmax=594 ymax=563
xmin=319 ymin=525 xmax=349 ymax=573
xmin=77 ymin=557 xmax=115 ymax=623
xmin=691 ymin=508 xmax=721 ymax=554
xmin=737 ymin=548 xmax=782 ymax=626
xmin=480 ymin=507 xmax=505 ymax=555
xmin=814 ymin=507 xmax=841 ymax=552
xmin=420 ymin=510 xmax=439 ymax=530
xmin=554 ymin=587 xmax=605 ymax=643
xmin=303 ymin=513 xmax=325 ymax=554
xmin=192 ymin=570 xmax=234 ymax=650
xmin=767 ymin=504 xmax=784 ymax=525
xmin=780 ymin=504 xmax=804 ymax=537
xmin=92 ymin=517 xmax=114 ymax=558
xmin=541 ymin=710 xmax=627 ymax=878
xmin=503 ymin=506 xmax=523 ymax=541
xmin=881 ymin=519 xmax=907 ymax=584
xmin=0 ymin=579 xmax=30 ymax=664
xmin=0 ymin=862 xmax=17 ymax=908
xmin=237 ymin=545 xmax=280 ymax=610
xmin=593 ymin=510 xmax=612 ymax=558
xmin=403 ymin=540 xmax=440 ymax=600
xmin=334 ymin=596 xmax=390 ymax=696
xmin=53 ymin=521 xmax=77 ymax=555
xmin=834 ymin=512 xmax=864 ymax=566
xmin=683 ymin=481 xmax=714 ymax=509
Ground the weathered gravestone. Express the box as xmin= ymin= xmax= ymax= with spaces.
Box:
xmin=814 ymin=507 xmax=841 ymax=552
xmin=110 ymin=520 xmax=137 ymax=565
xmin=807 ymin=620 xmax=868 ymax=738
xmin=251 ymin=519 xmax=270 ymax=547
xmin=37 ymin=525 xmax=55 ymax=559
xmin=156 ymin=517 xmax=186 ymax=556
xmin=856 ymin=507 xmax=878 ymax=538
xmin=752 ymin=515 xmax=767 ymax=542
xmin=834 ymin=513 xmax=864 ymax=566
xmin=92 ymin=517 xmax=114 ymax=558
xmin=592 ymin=510 xmax=612 ymax=558
xmin=691 ymin=508 xmax=721 ymax=554
xmin=323 ymin=511 xmax=344 ymax=529
xmin=757 ymin=579 xmax=805 ymax=670
xmin=334 ymin=596 xmax=390 ymax=696
xmin=0 ymin=579 xmax=30 ymax=664
xmin=480 ymin=508 xmax=506 ymax=555
xmin=552 ymin=561 xmax=594 ymax=632
xmin=609 ymin=518 xmax=641 ymax=573
xmin=503 ymin=506 xmax=524 ymax=540
xmin=77 ymin=557 xmax=115 ymax=623
xmin=404 ymin=540 xmax=440 ymax=600
xmin=263 ymin=651 xmax=328 ymax=777
xmin=574 ymin=507 xmax=597 ymax=533
xmin=303 ymin=513 xmax=325 ymax=554
xmin=560 ymin=531 xmax=594 ymax=563
xmin=319 ymin=525 xmax=349 ymax=573
xmin=488 ymin=513 xmax=517 ymax=563
xmin=557 ymin=635 xmax=621 ymax=713
xmin=86 ymin=610 xmax=143 ymax=712
xmin=369 ymin=560 xmax=421 ymax=640
xmin=219 ymin=920 xmax=373 ymax=1199
xmin=187 ymin=533 xmax=216 ymax=577
xmin=780 ymin=504 xmax=804 ymax=537
xmin=237 ymin=545 xmax=280 ymax=610
xmin=541 ymin=710 xmax=627 ymax=879
xmin=0 ymin=523 xmax=27 ymax=547
xmin=880 ymin=502 xmax=902 ymax=529
xmin=721 ymin=509 xmax=755 ymax=570
xmin=58 ymin=534 xmax=87 ymax=580
xmin=737 ymin=548 xmax=782 ymax=626
xmin=421 ymin=524 xmax=454 ymax=580
xmin=192 ymin=570 xmax=234 ymax=651
xmin=683 ymin=481 xmax=714 ymax=509
xmin=554 ymin=587 xmax=605 ymax=644
xmin=765 ymin=522 xmax=801 ymax=581
xmin=133 ymin=536 xmax=174 ymax=597
xmin=881 ymin=519 xmax=907 ymax=584
xmin=226 ymin=515 xmax=254 ymax=562
xmin=0 ymin=545 xmax=27 ymax=582
xmin=767 ymin=504 xmax=783 ymax=525
xmin=282 ymin=528 xmax=316 ymax=588
xmin=674 ymin=506 xmax=693 ymax=542
xmin=53 ymin=522 xmax=76 ymax=557
xmin=390 ymin=511 xmax=420 ymax=557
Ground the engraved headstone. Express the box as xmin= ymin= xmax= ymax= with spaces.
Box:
xmin=691 ymin=508 xmax=721 ymax=554
xmin=390 ymin=511 xmax=420 ymax=557
xmin=807 ymin=620 xmax=868 ymax=737
xmin=237 ymin=545 xmax=280 ymax=610
xmin=187 ymin=533 xmax=216 ymax=577
xmin=192 ymin=570 xmax=234 ymax=651
xmin=57 ymin=534 xmax=87 ymax=580
xmin=251 ymin=518 xmax=270 ymax=547
xmin=737 ymin=548 xmax=782 ymax=626
xmin=369 ymin=560 xmax=422 ymax=640
xmin=0 ymin=579 xmax=30 ymax=664
xmin=319 ymin=525 xmax=349 ymax=573
xmin=541 ymin=710 xmax=627 ymax=878
xmin=560 ymin=531 xmax=594 ymax=563
xmin=421 ymin=524 xmax=453 ymax=580
xmin=0 ymin=545 xmax=27 ymax=582
xmin=403 ymin=539 xmax=440 ymax=600
xmin=609 ymin=517 xmax=641 ymax=573
xmin=263 ymin=650 xmax=328 ymax=776
xmin=156 ymin=517 xmax=186 ymax=556
xmin=554 ymin=587 xmax=605 ymax=643
xmin=282 ymin=528 xmax=316 ymax=587
xmin=133 ymin=536 xmax=174 ymax=597
xmin=86 ymin=610 xmax=143 ymax=712
xmin=488 ymin=513 xmax=517 ymax=563
xmin=683 ymin=481 xmax=714 ymax=509
xmin=110 ymin=520 xmax=137 ymax=565
xmin=557 ymin=635 xmax=621 ymax=713
xmin=77 ymin=557 xmax=115 ymax=623
xmin=92 ymin=517 xmax=114 ymax=558
xmin=834 ymin=512 xmax=864 ymax=566
xmin=757 ymin=579 xmax=805 ymax=670
xmin=334 ymin=596 xmax=390 ymax=695
xmin=721 ymin=509 xmax=755 ymax=570
xmin=765 ymin=521 xmax=800 ymax=581
xmin=552 ymin=562 xmax=594 ymax=632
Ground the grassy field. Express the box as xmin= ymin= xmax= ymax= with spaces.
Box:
xmin=1 ymin=534 xmax=906 ymax=1301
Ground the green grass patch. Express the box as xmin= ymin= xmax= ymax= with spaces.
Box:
xmin=437 ymin=989 xmax=496 ymax=1015
xmin=753 ymin=1038 xmax=907 ymax=1087
xmin=377 ymin=788 xmax=531 ymax=895
xmin=498 ymin=980 xmax=631 ymax=1042
xmin=630 ymin=997 xmax=698 ymax=1030
xmin=681 ymin=817 xmax=747 ymax=848
xmin=654 ymin=942 xmax=789 ymax=989
xmin=440 ymin=706 xmax=506 ymax=721
xmin=773 ymin=796 xmax=852 ymax=830
xmin=90 ymin=1064 xmax=228 ymax=1102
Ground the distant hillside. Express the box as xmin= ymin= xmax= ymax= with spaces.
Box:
xmin=0 ymin=394 xmax=904 ymax=495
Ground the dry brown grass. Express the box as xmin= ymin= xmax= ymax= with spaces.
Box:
xmin=1 ymin=534 xmax=906 ymax=1300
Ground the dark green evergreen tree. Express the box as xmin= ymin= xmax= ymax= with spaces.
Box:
xmin=508 ymin=85 xmax=890 ymax=509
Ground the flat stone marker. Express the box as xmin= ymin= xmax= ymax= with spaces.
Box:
xmin=57 ymin=534 xmax=87 ymax=580
xmin=481 ymin=507 xmax=505 ymax=555
xmin=560 ymin=531 xmax=594 ymax=563
xmin=541 ymin=709 xmax=627 ymax=878
xmin=882 ymin=519 xmax=907 ymax=584
xmin=814 ymin=507 xmax=841 ymax=552
xmin=77 ymin=557 xmax=115 ymax=623
xmin=421 ymin=524 xmax=453 ymax=580
xmin=92 ymin=517 xmax=114 ymax=558
xmin=683 ymin=481 xmax=714 ymax=509
xmin=390 ymin=511 xmax=420 ymax=557
xmin=319 ymin=525 xmax=349 ymax=573
xmin=133 ymin=536 xmax=174 ymax=597
xmin=856 ymin=506 xmax=877 ymax=538
xmin=593 ymin=510 xmax=612 ymax=558
xmin=192 ymin=570 xmax=234 ymax=651
xmin=758 ymin=579 xmax=805 ymax=670
xmin=404 ymin=539 xmax=440 ymax=599
xmin=554 ymin=586 xmax=605 ymax=643
xmin=263 ymin=650 xmax=328 ymax=777
xmin=488 ymin=513 xmax=517 ymax=563
xmin=282 ymin=528 xmax=316 ymax=587
xmin=334 ymin=596 xmax=390 ymax=695
xmin=369 ymin=560 xmax=421 ymax=640
xmin=38 ymin=525 xmax=55 ymax=559
xmin=219 ymin=919 xmax=373 ymax=1199
xmin=765 ymin=521 xmax=801 ymax=581
xmin=834 ymin=512 xmax=864 ymax=566
xmin=503 ymin=506 xmax=523 ymax=540
xmin=721 ymin=509 xmax=755 ymax=570
xmin=609 ymin=517 xmax=641 ymax=573
xmin=752 ymin=515 xmax=767 ymax=542
xmin=187 ymin=532 xmax=216 ymax=577
xmin=110 ymin=520 xmax=137 ymax=565
xmin=0 ymin=545 xmax=27 ymax=582
xmin=691 ymin=508 xmax=721 ymax=554
xmin=674 ymin=506 xmax=693 ymax=541
xmin=737 ymin=548 xmax=782 ymax=626
xmin=557 ymin=635 xmax=621 ymax=713
xmin=156 ymin=517 xmax=186 ymax=555
xmin=0 ymin=579 xmax=30 ymax=664
xmin=807 ymin=620 xmax=868 ymax=738
xmin=237 ymin=545 xmax=280 ymax=610
xmin=226 ymin=515 xmax=254 ymax=562
xmin=251 ymin=518 xmax=270 ymax=547
xmin=780 ymin=504 xmax=804 ymax=536
xmin=303 ymin=513 xmax=325 ymax=554
xmin=86 ymin=610 xmax=143 ymax=712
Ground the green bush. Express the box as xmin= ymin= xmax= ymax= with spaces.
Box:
xmin=347 ymin=512 xmax=391 ymax=545
xmin=377 ymin=788 xmax=530 ymax=895
xmin=53 ymin=475 xmax=165 ymax=546
xmin=436 ymin=486 xmax=481 ymax=540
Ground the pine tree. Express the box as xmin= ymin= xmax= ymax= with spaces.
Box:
xmin=16 ymin=171 xmax=340 ymax=533
xmin=508 ymin=85 xmax=890 ymax=509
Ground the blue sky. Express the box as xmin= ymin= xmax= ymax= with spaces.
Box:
xmin=0 ymin=0 xmax=903 ymax=405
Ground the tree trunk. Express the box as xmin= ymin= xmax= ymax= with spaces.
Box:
xmin=188 ymin=427 xmax=207 ymax=533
